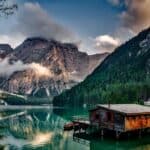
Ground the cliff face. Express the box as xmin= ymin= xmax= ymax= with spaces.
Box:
xmin=0 ymin=37 xmax=108 ymax=98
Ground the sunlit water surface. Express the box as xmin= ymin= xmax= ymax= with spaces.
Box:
xmin=0 ymin=105 xmax=149 ymax=150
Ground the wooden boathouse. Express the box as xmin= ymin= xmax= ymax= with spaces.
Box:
xmin=90 ymin=104 xmax=150 ymax=138
xmin=73 ymin=104 xmax=150 ymax=139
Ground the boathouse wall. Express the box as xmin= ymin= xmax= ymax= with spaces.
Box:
xmin=89 ymin=108 xmax=125 ymax=132
xmin=90 ymin=107 xmax=150 ymax=132
xmin=125 ymin=115 xmax=150 ymax=131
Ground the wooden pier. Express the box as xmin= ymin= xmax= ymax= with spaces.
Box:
xmin=73 ymin=118 xmax=90 ymax=134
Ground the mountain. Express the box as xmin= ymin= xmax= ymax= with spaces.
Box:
xmin=0 ymin=37 xmax=108 ymax=99
xmin=53 ymin=27 xmax=150 ymax=107
xmin=0 ymin=44 xmax=13 ymax=59
xmin=0 ymin=44 xmax=13 ymax=85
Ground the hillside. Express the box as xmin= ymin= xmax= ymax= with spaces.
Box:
xmin=53 ymin=28 xmax=150 ymax=107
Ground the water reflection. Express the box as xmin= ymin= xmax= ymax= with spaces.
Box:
xmin=31 ymin=132 xmax=53 ymax=146
xmin=0 ymin=107 xmax=88 ymax=150
xmin=0 ymin=107 xmax=149 ymax=150
xmin=90 ymin=138 xmax=150 ymax=150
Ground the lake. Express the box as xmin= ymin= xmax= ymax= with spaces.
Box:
xmin=0 ymin=106 xmax=150 ymax=150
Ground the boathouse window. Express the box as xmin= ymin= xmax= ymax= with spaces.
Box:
xmin=114 ymin=113 xmax=124 ymax=124
xmin=100 ymin=110 xmax=107 ymax=122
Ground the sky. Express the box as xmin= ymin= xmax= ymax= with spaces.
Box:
xmin=0 ymin=0 xmax=150 ymax=54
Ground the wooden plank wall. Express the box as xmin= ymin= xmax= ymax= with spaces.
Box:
xmin=125 ymin=115 xmax=150 ymax=131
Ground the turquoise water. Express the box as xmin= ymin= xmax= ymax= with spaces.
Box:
xmin=0 ymin=106 xmax=149 ymax=150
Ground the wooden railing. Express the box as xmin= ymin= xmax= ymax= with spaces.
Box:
xmin=100 ymin=122 xmax=114 ymax=129
xmin=100 ymin=122 xmax=124 ymax=131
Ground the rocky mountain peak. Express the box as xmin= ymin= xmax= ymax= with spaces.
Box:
xmin=0 ymin=37 xmax=109 ymax=99
xmin=24 ymin=37 xmax=49 ymax=43
xmin=0 ymin=44 xmax=13 ymax=51
xmin=0 ymin=44 xmax=13 ymax=59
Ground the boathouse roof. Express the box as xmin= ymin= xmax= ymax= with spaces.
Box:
xmin=90 ymin=104 xmax=150 ymax=116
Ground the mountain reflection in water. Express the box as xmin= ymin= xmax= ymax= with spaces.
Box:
xmin=0 ymin=107 xmax=88 ymax=150
xmin=0 ymin=106 xmax=149 ymax=150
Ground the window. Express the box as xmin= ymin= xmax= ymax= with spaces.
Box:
xmin=114 ymin=113 xmax=124 ymax=124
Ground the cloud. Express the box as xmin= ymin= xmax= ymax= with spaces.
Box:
xmin=29 ymin=63 xmax=51 ymax=77
xmin=94 ymin=35 xmax=120 ymax=53
xmin=0 ymin=2 xmax=78 ymax=48
xmin=105 ymin=0 xmax=150 ymax=54
xmin=0 ymin=58 xmax=27 ymax=76
xmin=120 ymin=0 xmax=150 ymax=33
xmin=0 ymin=34 xmax=25 ymax=48
xmin=14 ymin=2 xmax=77 ymax=43
xmin=108 ymin=0 xmax=120 ymax=6
xmin=108 ymin=0 xmax=150 ymax=33
xmin=0 ymin=57 xmax=51 ymax=77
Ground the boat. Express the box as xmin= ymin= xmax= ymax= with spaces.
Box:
xmin=64 ymin=122 xmax=74 ymax=131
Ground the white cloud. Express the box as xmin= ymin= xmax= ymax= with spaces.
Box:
xmin=14 ymin=2 xmax=77 ymax=43
xmin=0 ymin=2 xmax=79 ymax=48
xmin=0 ymin=57 xmax=51 ymax=77
xmin=0 ymin=58 xmax=26 ymax=76
xmin=94 ymin=35 xmax=120 ymax=53
xmin=0 ymin=34 xmax=25 ymax=48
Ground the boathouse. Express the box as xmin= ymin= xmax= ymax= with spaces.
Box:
xmin=89 ymin=104 xmax=150 ymax=134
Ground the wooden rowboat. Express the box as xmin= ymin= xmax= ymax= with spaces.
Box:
xmin=64 ymin=122 xmax=74 ymax=131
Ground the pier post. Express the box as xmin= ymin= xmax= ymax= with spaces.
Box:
xmin=116 ymin=131 xmax=120 ymax=140
xmin=101 ymin=129 xmax=104 ymax=139
xmin=127 ymin=132 xmax=130 ymax=138
xmin=139 ymin=130 xmax=142 ymax=138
